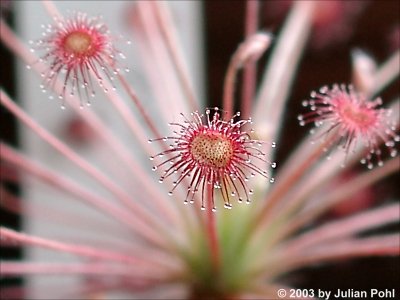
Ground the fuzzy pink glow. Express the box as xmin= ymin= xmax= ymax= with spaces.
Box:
xmin=35 ymin=12 xmax=122 ymax=104
xmin=299 ymin=84 xmax=399 ymax=168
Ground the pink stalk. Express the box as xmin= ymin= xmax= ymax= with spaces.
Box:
xmin=241 ymin=0 xmax=259 ymax=119
xmin=0 ymin=227 xmax=169 ymax=268
xmin=0 ymin=263 xmax=173 ymax=296
xmin=0 ymin=262 xmax=158 ymax=278
xmin=282 ymin=157 xmax=400 ymax=236
xmin=284 ymin=203 xmax=400 ymax=253
xmin=68 ymin=279 xmax=184 ymax=300
xmin=150 ymin=0 xmax=200 ymax=112
xmin=258 ymin=234 xmax=399 ymax=282
xmin=0 ymin=19 xmax=182 ymax=228
xmin=60 ymin=280 xmax=163 ymax=300
xmin=353 ymin=50 xmax=400 ymax=98
xmin=371 ymin=50 xmax=400 ymax=96
xmin=117 ymin=73 xmax=162 ymax=139
xmin=274 ymin=151 xmax=398 ymax=223
xmin=351 ymin=49 xmax=376 ymax=94
xmin=127 ymin=12 xmax=174 ymax=125
xmin=134 ymin=2 xmax=190 ymax=117
xmin=206 ymin=184 xmax=220 ymax=274
xmin=223 ymin=32 xmax=272 ymax=118
xmin=0 ymin=185 xmax=127 ymax=240
xmin=41 ymin=0 xmax=63 ymax=20
xmin=93 ymin=76 xmax=168 ymax=170
xmin=0 ymin=279 xmax=159 ymax=300
xmin=253 ymin=135 xmax=335 ymax=231
xmin=0 ymin=144 xmax=170 ymax=250
xmin=0 ymin=91 xmax=174 ymax=250
xmin=254 ymin=157 xmax=399 ymax=261
xmin=223 ymin=54 xmax=239 ymax=117
xmin=290 ymin=234 xmax=400 ymax=267
xmin=254 ymin=1 xmax=315 ymax=147
xmin=0 ymin=185 xmax=167 ymax=256
xmin=130 ymin=4 xmax=206 ymax=224
xmin=116 ymin=72 xmax=201 ymax=225
xmin=222 ymin=33 xmax=271 ymax=116
xmin=0 ymin=261 xmax=180 ymax=283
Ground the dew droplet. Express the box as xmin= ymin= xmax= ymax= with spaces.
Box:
xmin=224 ymin=203 xmax=232 ymax=209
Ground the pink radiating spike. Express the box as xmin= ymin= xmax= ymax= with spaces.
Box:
xmin=295 ymin=234 xmax=400 ymax=265
xmin=0 ymin=227 xmax=150 ymax=266
xmin=241 ymin=0 xmax=260 ymax=119
xmin=284 ymin=203 xmax=400 ymax=253
xmin=150 ymin=1 xmax=200 ymax=112
xmin=258 ymin=234 xmax=399 ymax=281
xmin=280 ymin=157 xmax=400 ymax=237
xmin=0 ymin=261 xmax=166 ymax=279
xmin=0 ymin=185 xmax=127 ymax=239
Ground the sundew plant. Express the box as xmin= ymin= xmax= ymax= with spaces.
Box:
xmin=1 ymin=1 xmax=399 ymax=299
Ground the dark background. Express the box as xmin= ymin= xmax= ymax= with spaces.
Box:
xmin=1 ymin=0 xmax=21 ymax=291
